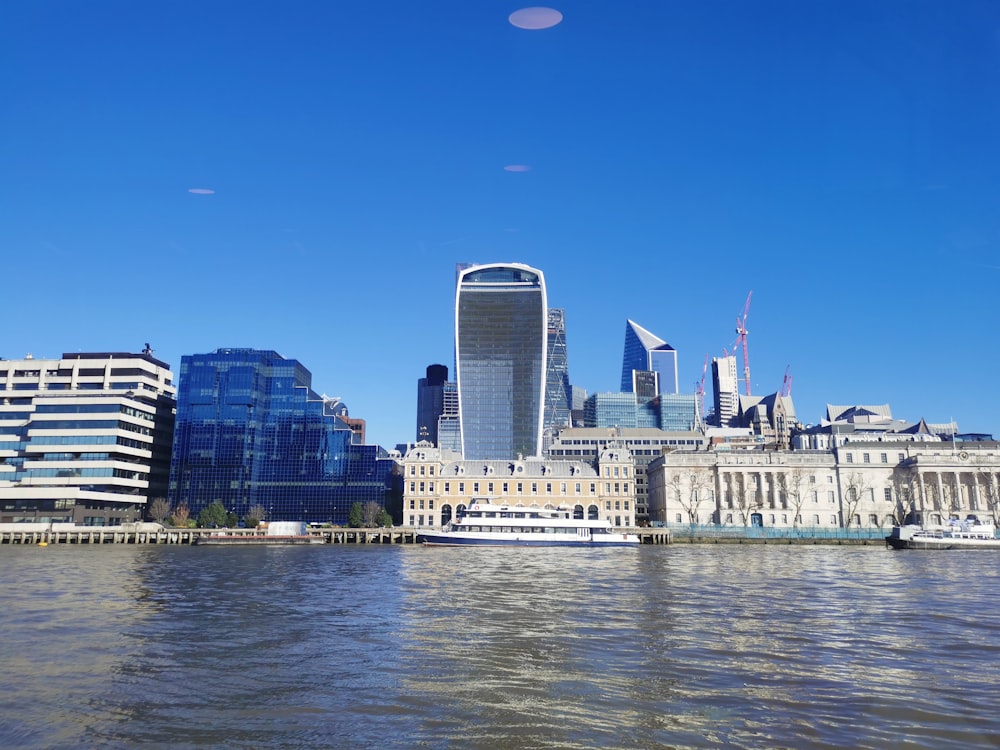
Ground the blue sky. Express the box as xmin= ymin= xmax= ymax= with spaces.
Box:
xmin=3 ymin=1 xmax=999 ymax=449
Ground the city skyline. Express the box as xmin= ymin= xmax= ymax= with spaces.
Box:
xmin=4 ymin=3 xmax=999 ymax=449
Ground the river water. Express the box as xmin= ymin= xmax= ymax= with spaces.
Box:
xmin=1 ymin=543 xmax=998 ymax=749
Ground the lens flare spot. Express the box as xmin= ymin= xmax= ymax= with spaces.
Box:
xmin=188 ymin=188 xmax=216 ymax=195
xmin=504 ymin=165 xmax=532 ymax=172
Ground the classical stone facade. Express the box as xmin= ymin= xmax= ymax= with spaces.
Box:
xmin=647 ymin=442 xmax=1000 ymax=529
xmin=401 ymin=441 xmax=637 ymax=528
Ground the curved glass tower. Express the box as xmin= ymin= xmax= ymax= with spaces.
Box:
xmin=455 ymin=263 xmax=547 ymax=460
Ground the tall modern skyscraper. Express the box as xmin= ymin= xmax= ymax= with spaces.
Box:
xmin=620 ymin=320 xmax=679 ymax=395
xmin=544 ymin=308 xmax=571 ymax=431
xmin=455 ymin=263 xmax=547 ymax=460
xmin=712 ymin=354 xmax=740 ymax=427
xmin=416 ymin=363 xmax=448 ymax=444
xmin=168 ymin=348 xmax=398 ymax=524
xmin=0 ymin=350 xmax=176 ymax=525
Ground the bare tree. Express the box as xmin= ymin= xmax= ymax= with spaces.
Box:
xmin=668 ymin=470 xmax=713 ymax=525
xmin=776 ymin=469 xmax=806 ymax=527
xmin=147 ymin=497 xmax=171 ymax=524
xmin=889 ymin=468 xmax=920 ymax=525
xmin=732 ymin=476 xmax=762 ymax=526
xmin=245 ymin=504 xmax=267 ymax=528
xmin=362 ymin=501 xmax=383 ymax=527
xmin=975 ymin=463 xmax=1000 ymax=526
xmin=170 ymin=503 xmax=190 ymax=527
xmin=841 ymin=472 xmax=871 ymax=528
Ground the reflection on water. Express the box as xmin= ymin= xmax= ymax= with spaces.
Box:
xmin=0 ymin=544 xmax=998 ymax=748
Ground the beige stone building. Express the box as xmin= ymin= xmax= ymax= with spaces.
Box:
xmin=647 ymin=441 xmax=1000 ymax=529
xmin=401 ymin=441 xmax=637 ymax=528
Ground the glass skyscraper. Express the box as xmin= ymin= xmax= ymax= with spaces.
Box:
xmin=168 ymin=348 xmax=398 ymax=524
xmin=621 ymin=320 xmax=679 ymax=395
xmin=544 ymin=308 xmax=571 ymax=431
xmin=455 ymin=263 xmax=547 ymax=460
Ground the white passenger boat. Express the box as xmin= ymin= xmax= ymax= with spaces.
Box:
xmin=885 ymin=516 xmax=1000 ymax=550
xmin=417 ymin=500 xmax=640 ymax=547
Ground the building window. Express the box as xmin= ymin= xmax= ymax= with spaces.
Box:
xmin=869 ymin=514 xmax=878 ymax=526
xmin=675 ymin=513 xmax=682 ymax=523
xmin=880 ymin=453 xmax=888 ymax=464
xmin=845 ymin=454 xmax=853 ymax=463
xmin=884 ymin=488 xmax=892 ymax=502
xmin=624 ymin=483 xmax=629 ymax=494
xmin=624 ymin=501 xmax=629 ymax=510
xmin=444 ymin=482 xmax=450 ymax=494
xmin=546 ymin=483 xmax=552 ymax=495
xmin=575 ymin=482 xmax=581 ymax=494
xmin=419 ymin=499 xmax=424 ymax=509
xmin=813 ymin=514 xmax=820 ymax=525
xmin=828 ymin=491 xmax=835 ymax=504
xmin=502 ymin=482 xmax=508 ymax=494
xmin=863 ymin=453 xmax=870 ymax=463
xmin=459 ymin=482 xmax=464 ymax=494
xmin=898 ymin=453 xmax=905 ymax=461
xmin=488 ymin=482 xmax=494 ymax=494
xmin=409 ymin=482 xmax=415 ymax=493
xmin=531 ymin=483 xmax=537 ymax=495
xmin=409 ymin=500 xmax=415 ymax=510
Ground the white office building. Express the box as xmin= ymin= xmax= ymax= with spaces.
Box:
xmin=0 ymin=351 xmax=176 ymax=525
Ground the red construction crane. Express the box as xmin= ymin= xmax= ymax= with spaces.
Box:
xmin=781 ymin=365 xmax=793 ymax=397
xmin=735 ymin=291 xmax=752 ymax=396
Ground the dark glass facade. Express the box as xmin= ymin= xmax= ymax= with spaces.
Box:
xmin=456 ymin=264 xmax=546 ymax=460
xmin=168 ymin=348 xmax=399 ymax=524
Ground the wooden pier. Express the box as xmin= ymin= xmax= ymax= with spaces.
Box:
xmin=1 ymin=525 xmax=671 ymax=546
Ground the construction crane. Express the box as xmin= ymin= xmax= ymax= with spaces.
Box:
xmin=781 ymin=365 xmax=793 ymax=397
xmin=695 ymin=353 xmax=709 ymax=422
xmin=735 ymin=291 xmax=752 ymax=396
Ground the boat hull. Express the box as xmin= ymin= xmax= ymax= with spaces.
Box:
xmin=885 ymin=536 xmax=1000 ymax=550
xmin=417 ymin=532 xmax=639 ymax=547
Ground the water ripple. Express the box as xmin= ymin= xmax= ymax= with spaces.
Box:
xmin=1 ymin=544 xmax=999 ymax=748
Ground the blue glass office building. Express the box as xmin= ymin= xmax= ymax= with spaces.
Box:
xmin=455 ymin=263 xmax=547 ymax=460
xmin=168 ymin=348 xmax=398 ymax=524
xmin=621 ymin=320 xmax=679 ymax=395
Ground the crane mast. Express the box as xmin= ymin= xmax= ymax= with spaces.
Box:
xmin=735 ymin=291 xmax=752 ymax=396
